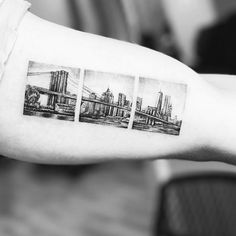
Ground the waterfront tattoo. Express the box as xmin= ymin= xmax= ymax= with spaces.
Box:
xmin=23 ymin=61 xmax=80 ymax=121
xmin=133 ymin=77 xmax=187 ymax=135
xmin=23 ymin=61 xmax=187 ymax=135
xmin=79 ymin=70 xmax=135 ymax=129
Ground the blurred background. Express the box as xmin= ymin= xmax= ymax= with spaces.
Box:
xmin=2 ymin=0 xmax=236 ymax=235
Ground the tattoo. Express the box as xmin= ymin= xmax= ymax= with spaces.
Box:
xmin=23 ymin=61 xmax=187 ymax=135
xmin=24 ymin=61 xmax=80 ymax=121
xmin=133 ymin=77 xmax=187 ymax=135
xmin=79 ymin=70 xmax=135 ymax=129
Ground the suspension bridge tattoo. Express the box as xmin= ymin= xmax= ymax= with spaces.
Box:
xmin=79 ymin=70 xmax=135 ymax=129
xmin=23 ymin=61 xmax=80 ymax=121
xmin=23 ymin=61 xmax=187 ymax=135
xmin=133 ymin=77 xmax=187 ymax=135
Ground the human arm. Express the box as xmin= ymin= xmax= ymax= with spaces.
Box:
xmin=0 ymin=10 xmax=234 ymax=164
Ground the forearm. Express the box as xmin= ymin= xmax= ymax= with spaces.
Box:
xmin=0 ymin=12 xmax=228 ymax=164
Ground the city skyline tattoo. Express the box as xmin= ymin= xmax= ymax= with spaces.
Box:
xmin=133 ymin=77 xmax=187 ymax=135
xmin=79 ymin=70 xmax=135 ymax=129
xmin=23 ymin=61 xmax=80 ymax=121
xmin=23 ymin=62 xmax=187 ymax=136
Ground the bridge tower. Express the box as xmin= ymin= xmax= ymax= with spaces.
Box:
xmin=47 ymin=70 xmax=68 ymax=108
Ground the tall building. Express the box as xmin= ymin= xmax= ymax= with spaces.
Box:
xmin=167 ymin=103 xmax=172 ymax=118
xmin=162 ymin=95 xmax=171 ymax=116
xmin=146 ymin=106 xmax=157 ymax=116
xmin=118 ymin=93 xmax=126 ymax=106
xmin=101 ymin=88 xmax=114 ymax=116
xmin=86 ymin=92 xmax=95 ymax=114
xmin=155 ymin=91 xmax=163 ymax=115
xmin=117 ymin=93 xmax=126 ymax=117
xmin=124 ymin=100 xmax=131 ymax=108
xmin=102 ymin=88 xmax=114 ymax=104
xmin=136 ymin=97 xmax=143 ymax=111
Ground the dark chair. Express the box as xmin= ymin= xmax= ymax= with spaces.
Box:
xmin=154 ymin=173 xmax=236 ymax=236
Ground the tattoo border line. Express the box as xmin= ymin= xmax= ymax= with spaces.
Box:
xmin=74 ymin=69 xmax=84 ymax=123
xmin=23 ymin=61 xmax=187 ymax=136
xmin=128 ymin=75 xmax=139 ymax=130
xmin=78 ymin=69 xmax=136 ymax=129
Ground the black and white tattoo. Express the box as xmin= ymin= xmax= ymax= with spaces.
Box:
xmin=133 ymin=77 xmax=187 ymax=135
xmin=79 ymin=70 xmax=135 ymax=129
xmin=23 ymin=61 xmax=187 ymax=135
xmin=23 ymin=61 xmax=80 ymax=121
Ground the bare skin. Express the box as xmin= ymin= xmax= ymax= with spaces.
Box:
xmin=0 ymin=12 xmax=235 ymax=164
